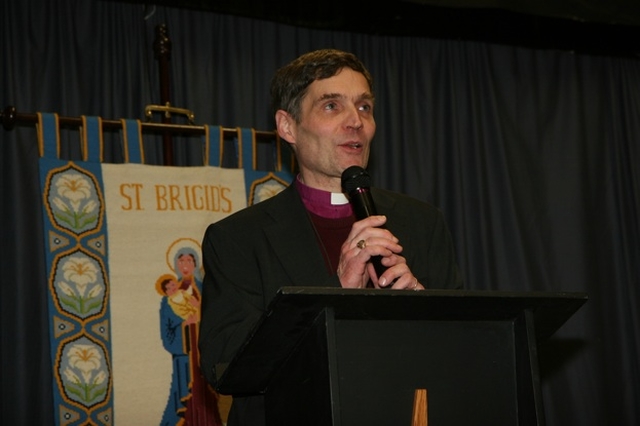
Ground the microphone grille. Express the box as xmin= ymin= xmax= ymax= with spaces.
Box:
xmin=341 ymin=166 xmax=371 ymax=193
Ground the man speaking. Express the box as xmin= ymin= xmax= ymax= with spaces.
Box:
xmin=198 ymin=48 xmax=463 ymax=426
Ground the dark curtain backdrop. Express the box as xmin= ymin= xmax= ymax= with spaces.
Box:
xmin=1 ymin=0 xmax=638 ymax=425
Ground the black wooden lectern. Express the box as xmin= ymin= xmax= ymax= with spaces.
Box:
xmin=215 ymin=287 xmax=587 ymax=426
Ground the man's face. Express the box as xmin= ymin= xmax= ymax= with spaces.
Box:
xmin=283 ymin=67 xmax=376 ymax=189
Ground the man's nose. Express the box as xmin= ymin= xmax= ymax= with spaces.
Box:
xmin=345 ymin=106 xmax=364 ymax=130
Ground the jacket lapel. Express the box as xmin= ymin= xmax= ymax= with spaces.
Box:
xmin=262 ymin=186 xmax=332 ymax=286
xmin=258 ymin=186 xmax=403 ymax=287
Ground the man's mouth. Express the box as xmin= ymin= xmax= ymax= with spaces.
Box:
xmin=342 ymin=142 xmax=363 ymax=149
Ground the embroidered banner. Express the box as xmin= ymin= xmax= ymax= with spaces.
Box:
xmin=37 ymin=114 xmax=294 ymax=425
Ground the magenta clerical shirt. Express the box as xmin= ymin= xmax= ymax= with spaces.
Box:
xmin=295 ymin=177 xmax=355 ymax=273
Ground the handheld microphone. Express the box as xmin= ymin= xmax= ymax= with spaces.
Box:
xmin=341 ymin=165 xmax=388 ymax=280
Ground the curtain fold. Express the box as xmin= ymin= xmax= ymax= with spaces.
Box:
xmin=2 ymin=0 xmax=638 ymax=424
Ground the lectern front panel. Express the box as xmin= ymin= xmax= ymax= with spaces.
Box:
xmin=331 ymin=319 xmax=518 ymax=425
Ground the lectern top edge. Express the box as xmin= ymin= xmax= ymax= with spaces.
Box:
xmin=276 ymin=286 xmax=588 ymax=300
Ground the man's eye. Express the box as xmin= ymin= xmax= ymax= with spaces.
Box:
xmin=324 ymin=103 xmax=336 ymax=110
xmin=360 ymin=104 xmax=372 ymax=112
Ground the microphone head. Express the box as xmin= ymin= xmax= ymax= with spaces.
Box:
xmin=341 ymin=166 xmax=371 ymax=194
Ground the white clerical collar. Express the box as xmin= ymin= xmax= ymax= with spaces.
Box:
xmin=295 ymin=175 xmax=353 ymax=218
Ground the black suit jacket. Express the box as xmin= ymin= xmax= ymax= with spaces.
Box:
xmin=198 ymin=183 xmax=462 ymax=425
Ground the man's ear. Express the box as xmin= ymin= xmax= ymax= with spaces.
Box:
xmin=275 ymin=110 xmax=296 ymax=144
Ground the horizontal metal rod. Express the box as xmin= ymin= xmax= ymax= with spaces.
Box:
xmin=1 ymin=106 xmax=277 ymax=139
